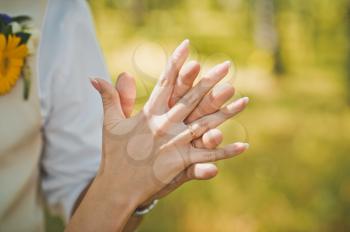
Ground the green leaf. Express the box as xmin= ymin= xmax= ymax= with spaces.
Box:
xmin=0 ymin=20 xmax=6 ymax=31
xmin=1 ymin=25 xmax=12 ymax=36
xmin=15 ymin=32 xmax=31 ymax=45
xmin=23 ymin=76 xmax=30 ymax=100
xmin=22 ymin=64 xmax=31 ymax=100
xmin=12 ymin=15 xmax=31 ymax=24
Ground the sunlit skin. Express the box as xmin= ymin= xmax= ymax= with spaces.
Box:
xmin=66 ymin=40 xmax=249 ymax=232
xmin=116 ymin=61 xmax=241 ymax=208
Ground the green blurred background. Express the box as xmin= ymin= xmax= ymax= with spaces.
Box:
xmin=48 ymin=0 xmax=350 ymax=231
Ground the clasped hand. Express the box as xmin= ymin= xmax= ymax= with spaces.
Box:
xmin=91 ymin=39 xmax=249 ymax=207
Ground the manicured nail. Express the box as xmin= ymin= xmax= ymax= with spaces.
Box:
xmin=211 ymin=61 xmax=231 ymax=75
xmin=117 ymin=72 xmax=126 ymax=79
xmin=242 ymin=96 xmax=249 ymax=105
xmin=234 ymin=142 xmax=250 ymax=152
xmin=226 ymin=97 xmax=248 ymax=113
xmin=224 ymin=60 xmax=231 ymax=67
xmin=225 ymin=142 xmax=249 ymax=155
xmin=177 ymin=39 xmax=190 ymax=50
xmin=89 ymin=77 xmax=101 ymax=92
xmin=173 ymin=39 xmax=190 ymax=59
xmin=243 ymin=143 xmax=250 ymax=149
xmin=183 ymin=38 xmax=190 ymax=45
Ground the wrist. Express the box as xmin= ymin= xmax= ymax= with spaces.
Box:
xmin=93 ymin=174 xmax=141 ymax=212
xmin=67 ymin=175 xmax=140 ymax=231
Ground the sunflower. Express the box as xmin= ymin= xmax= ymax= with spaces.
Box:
xmin=0 ymin=33 xmax=28 ymax=95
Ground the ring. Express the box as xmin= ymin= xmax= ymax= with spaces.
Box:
xmin=188 ymin=124 xmax=196 ymax=139
xmin=190 ymin=140 xmax=197 ymax=147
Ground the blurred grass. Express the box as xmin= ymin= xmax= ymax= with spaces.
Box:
xmin=47 ymin=0 xmax=350 ymax=231
xmin=136 ymin=70 xmax=350 ymax=232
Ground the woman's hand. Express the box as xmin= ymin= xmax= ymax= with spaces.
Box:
xmin=91 ymin=40 xmax=249 ymax=206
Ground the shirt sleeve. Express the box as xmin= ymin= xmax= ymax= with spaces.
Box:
xmin=39 ymin=0 xmax=110 ymax=223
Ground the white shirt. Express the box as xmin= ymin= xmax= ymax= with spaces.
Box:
xmin=39 ymin=0 xmax=109 ymax=222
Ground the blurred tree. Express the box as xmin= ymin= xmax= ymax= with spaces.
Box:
xmin=346 ymin=1 xmax=350 ymax=104
xmin=51 ymin=1 xmax=350 ymax=230
xmin=102 ymin=0 xmax=181 ymax=27
xmin=131 ymin=0 xmax=146 ymax=26
xmin=254 ymin=0 xmax=285 ymax=74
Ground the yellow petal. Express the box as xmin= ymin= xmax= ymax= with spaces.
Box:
xmin=0 ymin=34 xmax=5 ymax=52
xmin=7 ymin=35 xmax=21 ymax=50
xmin=9 ymin=58 xmax=24 ymax=68
xmin=7 ymin=45 xmax=28 ymax=58
xmin=0 ymin=34 xmax=29 ymax=95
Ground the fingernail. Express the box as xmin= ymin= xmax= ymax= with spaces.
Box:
xmin=243 ymin=143 xmax=250 ymax=149
xmin=117 ymin=72 xmax=126 ymax=79
xmin=212 ymin=61 xmax=231 ymax=75
xmin=223 ymin=60 xmax=231 ymax=67
xmin=234 ymin=142 xmax=250 ymax=152
xmin=173 ymin=39 xmax=190 ymax=59
xmin=225 ymin=142 xmax=249 ymax=155
xmin=89 ymin=77 xmax=101 ymax=92
xmin=242 ymin=96 xmax=249 ymax=105
xmin=183 ymin=38 xmax=190 ymax=45
xmin=226 ymin=97 xmax=249 ymax=113
xmin=178 ymin=39 xmax=190 ymax=50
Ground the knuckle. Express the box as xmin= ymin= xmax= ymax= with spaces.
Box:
xmin=102 ymin=94 xmax=115 ymax=105
xmin=153 ymin=125 xmax=166 ymax=137
xmin=208 ymin=93 xmax=217 ymax=107
xmin=159 ymin=75 xmax=169 ymax=87
xmin=169 ymin=56 xmax=178 ymax=68
xmin=197 ymin=80 xmax=209 ymax=92
xmin=195 ymin=103 xmax=209 ymax=116
xmin=221 ymin=107 xmax=232 ymax=117
xmin=210 ymin=101 xmax=220 ymax=111
xmin=149 ymin=116 xmax=170 ymax=137
xmin=200 ymin=76 xmax=214 ymax=89
xmin=192 ymin=139 xmax=202 ymax=148
xmin=204 ymin=150 xmax=217 ymax=162
xmin=166 ymin=57 xmax=180 ymax=77
xmin=199 ymin=120 xmax=210 ymax=132
xmin=183 ymin=92 xmax=198 ymax=107
xmin=218 ymin=149 xmax=227 ymax=159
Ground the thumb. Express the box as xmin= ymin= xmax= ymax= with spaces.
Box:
xmin=116 ymin=72 xmax=136 ymax=118
xmin=90 ymin=78 xmax=125 ymax=125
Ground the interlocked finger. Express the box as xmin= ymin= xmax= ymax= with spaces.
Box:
xmin=166 ymin=61 xmax=231 ymax=123
xmin=171 ymin=96 xmax=249 ymax=145
xmin=197 ymin=128 xmax=223 ymax=149
xmin=169 ymin=60 xmax=200 ymax=107
xmin=185 ymin=82 xmax=234 ymax=123
xmin=150 ymin=163 xmax=218 ymax=201
xmin=190 ymin=142 xmax=249 ymax=164
xmin=145 ymin=39 xmax=190 ymax=115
